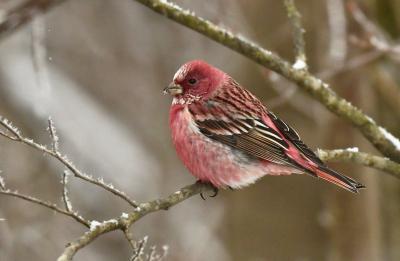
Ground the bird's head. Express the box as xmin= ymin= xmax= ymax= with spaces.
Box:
xmin=164 ymin=60 xmax=225 ymax=103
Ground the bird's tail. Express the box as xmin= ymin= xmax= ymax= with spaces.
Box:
xmin=315 ymin=166 xmax=365 ymax=193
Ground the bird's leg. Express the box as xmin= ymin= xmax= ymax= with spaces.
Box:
xmin=196 ymin=180 xmax=219 ymax=200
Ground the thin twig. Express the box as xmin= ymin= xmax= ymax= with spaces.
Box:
xmin=0 ymin=0 xmax=67 ymax=40
xmin=317 ymin=148 xmax=400 ymax=179
xmin=348 ymin=1 xmax=400 ymax=61
xmin=62 ymin=171 xmax=73 ymax=212
xmin=318 ymin=50 xmax=383 ymax=79
xmin=0 ymin=116 xmax=139 ymax=208
xmin=348 ymin=1 xmax=388 ymax=43
xmin=48 ymin=117 xmax=60 ymax=153
xmin=131 ymin=236 xmax=147 ymax=261
xmin=0 ymin=189 xmax=89 ymax=227
xmin=284 ymin=0 xmax=307 ymax=69
xmin=0 ymin=117 xmax=22 ymax=140
xmin=57 ymin=182 xmax=213 ymax=261
xmin=0 ymin=129 xmax=19 ymax=141
xmin=123 ymin=228 xmax=137 ymax=250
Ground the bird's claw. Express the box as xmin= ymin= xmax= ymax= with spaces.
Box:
xmin=197 ymin=180 xmax=218 ymax=200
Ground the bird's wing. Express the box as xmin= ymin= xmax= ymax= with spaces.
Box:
xmin=266 ymin=111 xmax=324 ymax=166
xmin=266 ymin=111 xmax=364 ymax=190
xmin=189 ymin=99 xmax=308 ymax=171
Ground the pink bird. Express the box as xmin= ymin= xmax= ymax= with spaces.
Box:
xmin=164 ymin=60 xmax=364 ymax=194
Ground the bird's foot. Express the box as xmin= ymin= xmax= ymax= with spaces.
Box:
xmin=196 ymin=180 xmax=218 ymax=200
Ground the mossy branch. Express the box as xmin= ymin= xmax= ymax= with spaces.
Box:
xmin=318 ymin=149 xmax=400 ymax=178
xmin=56 ymin=182 xmax=213 ymax=261
xmin=131 ymin=0 xmax=400 ymax=163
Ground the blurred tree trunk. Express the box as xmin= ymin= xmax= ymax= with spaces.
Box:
xmin=372 ymin=65 xmax=400 ymax=261
xmin=371 ymin=0 xmax=400 ymax=258
xmin=323 ymin=74 xmax=383 ymax=261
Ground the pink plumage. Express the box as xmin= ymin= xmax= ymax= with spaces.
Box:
xmin=165 ymin=60 xmax=364 ymax=193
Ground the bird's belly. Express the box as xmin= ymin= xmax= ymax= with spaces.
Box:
xmin=170 ymin=107 xmax=297 ymax=188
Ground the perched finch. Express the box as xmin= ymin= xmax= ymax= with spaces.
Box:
xmin=164 ymin=60 xmax=364 ymax=193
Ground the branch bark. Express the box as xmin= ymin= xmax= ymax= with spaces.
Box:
xmin=131 ymin=0 xmax=400 ymax=163
xmin=0 ymin=189 xmax=89 ymax=227
xmin=317 ymin=149 xmax=400 ymax=179
xmin=284 ymin=0 xmax=307 ymax=68
xmin=0 ymin=116 xmax=139 ymax=208
xmin=57 ymin=182 xmax=213 ymax=261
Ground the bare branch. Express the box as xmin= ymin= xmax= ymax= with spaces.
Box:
xmin=62 ymin=171 xmax=73 ymax=212
xmin=318 ymin=148 xmax=400 ymax=179
xmin=318 ymin=50 xmax=383 ymax=79
xmin=0 ymin=129 xmax=20 ymax=141
xmin=57 ymin=182 xmax=213 ymax=261
xmin=123 ymin=227 xmax=137 ymax=249
xmin=0 ymin=189 xmax=89 ymax=227
xmin=284 ymin=0 xmax=307 ymax=69
xmin=130 ymin=236 xmax=147 ymax=261
xmin=130 ymin=0 xmax=400 ymax=163
xmin=48 ymin=117 xmax=60 ymax=153
xmin=348 ymin=1 xmax=388 ymax=43
xmin=348 ymin=1 xmax=400 ymax=61
xmin=0 ymin=116 xmax=139 ymax=208
xmin=0 ymin=116 xmax=22 ymax=140
xmin=0 ymin=0 xmax=67 ymax=41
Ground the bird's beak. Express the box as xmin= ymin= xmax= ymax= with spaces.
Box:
xmin=163 ymin=83 xmax=183 ymax=96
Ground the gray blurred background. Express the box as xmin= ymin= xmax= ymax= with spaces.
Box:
xmin=0 ymin=0 xmax=400 ymax=260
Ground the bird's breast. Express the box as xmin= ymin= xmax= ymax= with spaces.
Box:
xmin=169 ymin=105 xmax=269 ymax=188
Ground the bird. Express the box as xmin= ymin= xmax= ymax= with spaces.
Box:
xmin=164 ymin=60 xmax=365 ymax=195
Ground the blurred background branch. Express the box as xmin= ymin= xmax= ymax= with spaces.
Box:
xmin=284 ymin=0 xmax=307 ymax=70
xmin=0 ymin=0 xmax=66 ymax=40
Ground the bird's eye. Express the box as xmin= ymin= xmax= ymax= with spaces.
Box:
xmin=188 ymin=78 xmax=197 ymax=85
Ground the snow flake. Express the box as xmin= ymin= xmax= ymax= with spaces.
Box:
xmin=90 ymin=219 xmax=118 ymax=231
xmin=345 ymin=147 xmax=359 ymax=153
xmin=293 ymin=59 xmax=307 ymax=70
xmin=90 ymin=220 xmax=101 ymax=231
xmin=379 ymin=127 xmax=400 ymax=151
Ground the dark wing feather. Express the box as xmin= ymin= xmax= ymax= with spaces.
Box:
xmin=195 ymin=117 xmax=305 ymax=170
xmin=267 ymin=111 xmax=325 ymax=166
